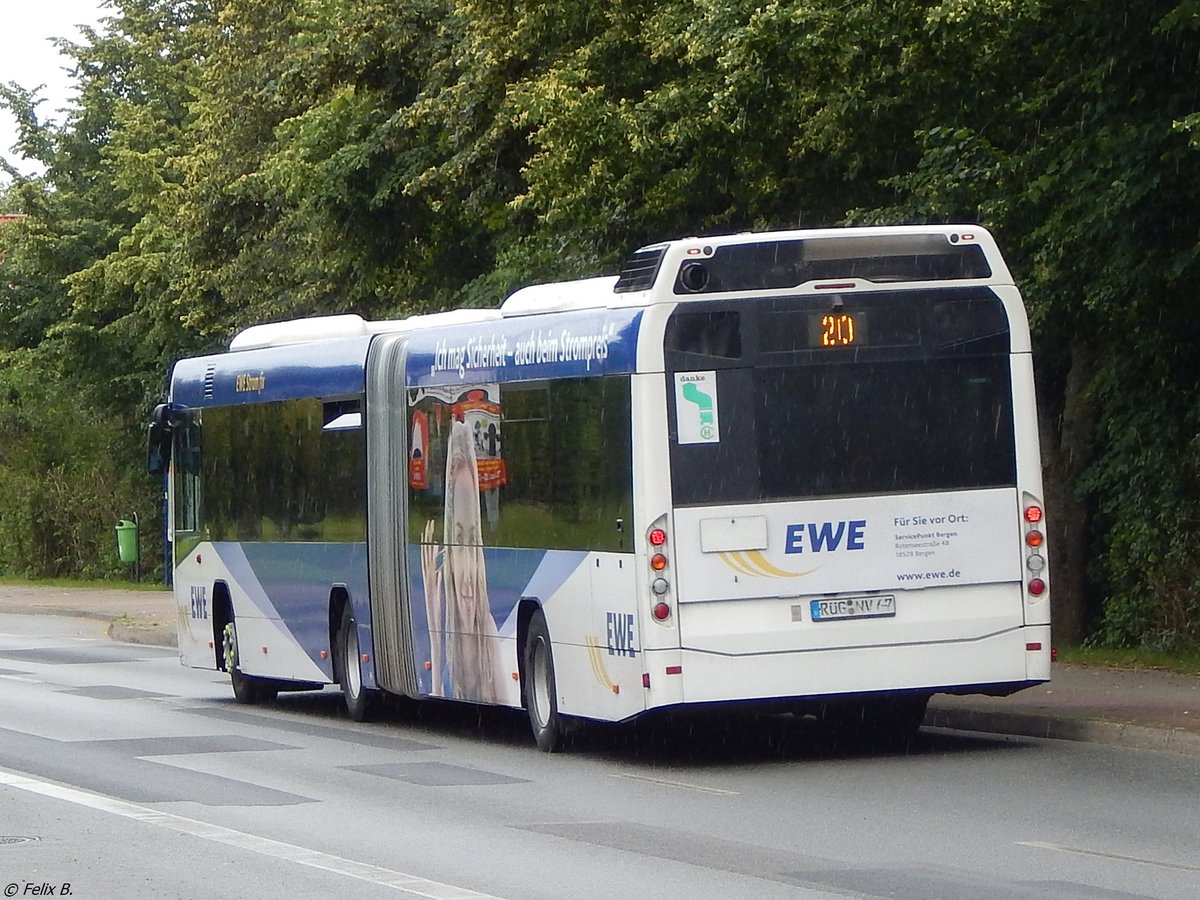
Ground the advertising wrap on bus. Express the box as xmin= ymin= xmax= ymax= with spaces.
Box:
xmin=404 ymin=307 xmax=643 ymax=388
xmin=672 ymin=487 xmax=1022 ymax=602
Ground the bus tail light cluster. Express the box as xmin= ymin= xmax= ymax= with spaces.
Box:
xmin=648 ymin=518 xmax=673 ymax=622
xmin=1022 ymin=496 xmax=1047 ymax=597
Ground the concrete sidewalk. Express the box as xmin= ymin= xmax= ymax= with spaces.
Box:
xmin=0 ymin=583 xmax=177 ymax=648
xmin=927 ymin=664 xmax=1200 ymax=756
xmin=2 ymin=584 xmax=1198 ymax=756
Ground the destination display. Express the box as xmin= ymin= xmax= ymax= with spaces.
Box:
xmin=808 ymin=311 xmax=865 ymax=347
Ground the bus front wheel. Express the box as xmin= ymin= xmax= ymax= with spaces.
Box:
xmin=524 ymin=610 xmax=564 ymax=752
xmin=222 ymin=620 xmax=277 ymax=705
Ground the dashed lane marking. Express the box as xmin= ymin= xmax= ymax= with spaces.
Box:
xmin=610 ymin=772 xmax=738 ymax=796
xmin=1018 ymin=840 xmax=1200 ymax=873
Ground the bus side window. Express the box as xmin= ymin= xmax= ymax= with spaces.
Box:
xmin=174 ymin=416 xmax=201 ymax=534
xmin=490 ymin=377 xmax=632 ymax=552
xmin=665 ymin=311 xmax=742 ymax=360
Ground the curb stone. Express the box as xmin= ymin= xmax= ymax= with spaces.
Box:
xmin=925 ymin=705 xmax=1200 ymax=757
xmin=106 ymin=619 xmax=178 ymax=648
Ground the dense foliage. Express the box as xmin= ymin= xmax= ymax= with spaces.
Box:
xmin=2 ymin=0 xmax=1198 ymax=649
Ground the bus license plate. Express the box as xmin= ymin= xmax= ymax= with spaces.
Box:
xmin=809 ymin=595 xmax=897 ymax=622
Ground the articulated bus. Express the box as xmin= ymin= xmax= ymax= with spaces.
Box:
xmin=148 ymin=225 xmax=1050 ymax=751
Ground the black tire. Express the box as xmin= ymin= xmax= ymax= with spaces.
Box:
xmin=524 ymin=609 xmax=564 ymax=752
xmin=823 ymin=694 xmax=929 ymax=748
xmin=222 ymin=620 xmax=277 ymax=705
xmin=337 ymin=605 xmax=377 ymax=722
xmin=889 ymin=694 xmax=932 ymax=737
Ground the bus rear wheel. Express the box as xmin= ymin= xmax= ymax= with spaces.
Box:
xmin=222 ymin=620 xmax=277 ymax=705
xmin=524 ymin=610 xmax=564 ymax=752
xmin=337 ymin=605 xmax=377 ymax=722
xmin=822 ymin=694 xmax=930 ymax=748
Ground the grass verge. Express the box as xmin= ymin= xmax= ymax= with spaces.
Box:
xmin=0 ymin=576 xmax=167 ymax=592
xmin=1058 ymin=646 xmax=1200 ymax=676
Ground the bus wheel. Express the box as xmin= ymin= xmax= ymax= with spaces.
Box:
xmin=885 ymin=694 xmax=932 ymax=738
xmin=823 ymin=694 xmax=929 ymax=748
xmin=524 ymin=610 xmax=564 ymax=752
xmin=337 ymin=606 xmax=377 ymax=722
xmin=221 ymin=620 xmax=277 ymax=705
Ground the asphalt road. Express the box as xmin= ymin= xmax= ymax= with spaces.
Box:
xmin=1 ymin=612 xmax=1198 ymax=900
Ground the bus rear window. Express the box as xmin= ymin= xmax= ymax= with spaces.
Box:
xmin=669 ymin=358 xmax=1016 ymax=505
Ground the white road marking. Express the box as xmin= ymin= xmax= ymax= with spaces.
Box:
xmin=610 ymin=772 xmax=738 ymax=795
xmin=1018 ymin=840 xmax=1200 ymax=873
xmin=0 ymin=767 xmax=507 ymax=899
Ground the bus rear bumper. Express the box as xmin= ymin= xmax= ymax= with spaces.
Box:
xmin=642 ymin=625 xmax=1051 ymax=710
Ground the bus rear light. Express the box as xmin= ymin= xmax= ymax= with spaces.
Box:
xmin=651 ymin=578 xmax=669 ymax=596
xmin=1026 ymin=553 xmax=1046 ymax=573
xmin=648 ymin=528 xmax=667 ymax=547
xmin=1025 ymin=530 xmax=1043 ymax=547
xmin=650 ymin=553 xmax=668 ymax=571
xmin=652 ymin=602 xmax=672 ymax=621
xmin=665 ymin=665 xmax=682 ymax=675
xmin=1026 ymin=642 xmax=1042 ymax=651
xmin=642 ymin=673 xmax=651 ymax=689
xmin=1024 ymin=505 xmax=1043 ymax=524
xmin=1027 ymin=578 xmax=1046 ymax=596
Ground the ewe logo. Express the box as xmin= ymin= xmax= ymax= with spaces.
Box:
xmin=715 ymin=516 xmax=870 ymax=579
xmin=784 ymin=519 xmax=867 ymax=554
xmin=605 ymin=612 xmax=636 ymax=657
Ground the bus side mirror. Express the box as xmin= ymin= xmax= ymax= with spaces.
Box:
xmin=147 ymin=421 xmax=171 ymax=475
xmin=147 ymin=403 xmax=190 ymax=475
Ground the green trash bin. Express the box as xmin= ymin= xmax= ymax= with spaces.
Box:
xmin=116 ymin=519 xmax=139 ymax=564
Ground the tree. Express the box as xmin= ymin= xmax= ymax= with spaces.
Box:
xmin=1 ymin=0 xmax=1199 ymax=653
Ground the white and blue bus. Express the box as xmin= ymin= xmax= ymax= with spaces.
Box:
xmin=149 ymin=225 xmax=1050 ymax=751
